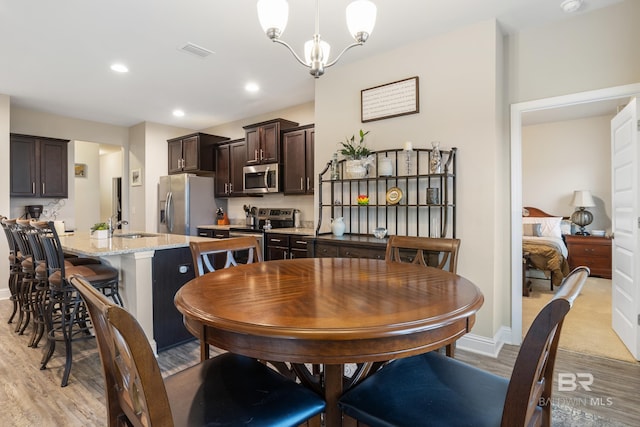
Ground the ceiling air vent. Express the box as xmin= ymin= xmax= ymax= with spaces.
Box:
xmin=178 ymin=42 xmax=214 ymax=58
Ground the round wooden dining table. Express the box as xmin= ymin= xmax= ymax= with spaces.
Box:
xmin=174 ymin=257 xmax=484 ymax=427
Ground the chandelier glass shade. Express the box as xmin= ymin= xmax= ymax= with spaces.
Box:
xmin=257 ymin=0 xmax=377 ymax=78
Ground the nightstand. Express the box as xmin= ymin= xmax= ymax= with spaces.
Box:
xmin=564 ymin=234 xmax=612 ymax=279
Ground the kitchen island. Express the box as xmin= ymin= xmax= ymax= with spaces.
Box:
xmin=58 ymin=231 xmax=214 ymax=352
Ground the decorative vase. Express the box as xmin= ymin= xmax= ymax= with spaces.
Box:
xmin=345 ymin=159 xmax=367 ymax=179
xmin=331 ymin=217 xmax=346 ymax=237
xmin=378 ymin=157 xmax=393 ymax=177
xmin=430 ymin=141 xmax=442 ymax=174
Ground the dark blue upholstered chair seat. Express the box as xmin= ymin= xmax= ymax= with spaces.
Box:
xmin=339 ymin=351 xmax=508 ymax=427
xmin=166 ymin=352 xmax=326 ymax=427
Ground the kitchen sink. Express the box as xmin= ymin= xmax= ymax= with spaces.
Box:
xmin=112 ymin=233 xmax=159 ymax=239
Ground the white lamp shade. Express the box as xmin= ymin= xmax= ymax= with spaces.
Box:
xmin=346 ymin=0 xmax=377 ymax=39
xmin=304 ymin=39 xmax=331 ymax=65
xmin=257 ymin=0 xmax=288 ymax=35
xmin=571 ymin=190 xmax=595 ymax=208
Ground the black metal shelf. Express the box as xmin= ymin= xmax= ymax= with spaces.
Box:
xmin=317 ymin=147 xmax=457 ymax=238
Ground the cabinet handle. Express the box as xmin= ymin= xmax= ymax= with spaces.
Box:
xmin=270 ymin=238 xmax=282 ymax=243
xmin=224 ymin=183 xmax=228 ymax=194
xmin=307 ymin=177 xmax=311 ymax=190
xmin=260 ymin=149 xmax=264 ymax=160
xmin=32 ymin=182 xmax=36 ymax=194
xmin=295 ymin=241 xmax=307 ymax=245
xmin=229 ymin=183 xmax=233 ymax=193
xmin=198 ymin=232 xmax=208 ymax=237
xmin=254 ymin=150 xmax=259 ymax=161
xmin=300 ymin=177 xmax=304 ymax=190
xmin=42 ymin=183 xmax=45 ymax=194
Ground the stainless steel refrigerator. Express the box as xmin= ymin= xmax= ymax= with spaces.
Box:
xmin=158 ymin=174 xmax=225 ymax=236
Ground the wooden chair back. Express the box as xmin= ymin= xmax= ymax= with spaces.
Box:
xmin=385 ymin=235 xmax=461 ymax=273
xmin=69 ymin=275 xmax=173 ymax=427
xmin=502 ymin=266 xmax=589 ymax=426
xmin=190 ymin=236 xmax=263 ymax=277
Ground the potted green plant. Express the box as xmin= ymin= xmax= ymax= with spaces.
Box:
xmin=339 ymin=129 xmax=371 ymax=159
xmin=91 ymin=222 xmax=109 ymax=239
xmin=339 ymin=129 xmax=373 ymax=178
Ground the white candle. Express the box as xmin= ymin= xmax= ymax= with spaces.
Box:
xmin=404 ymin=141 xmax=413 ymax=151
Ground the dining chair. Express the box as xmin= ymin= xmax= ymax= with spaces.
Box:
xmin=385 ymin=235 xmax=461 ymax=356
xmin=339 ymin=266 xmax=590 ymax=427
xmin=190 ymin=235 xmax=263 ymax=276
xmin=385 ymin=235 xmax=461 ymax=273
xmin=69 ymin=274 xmax=325 ymax=427
xmin=189 ymin=236 xmax=264 ymax=360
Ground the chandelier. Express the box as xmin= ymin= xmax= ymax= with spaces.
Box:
xmin=257 ymin=0 xmax=377 ymax=78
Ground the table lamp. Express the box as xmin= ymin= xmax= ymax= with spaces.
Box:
xmin=570 ymin=190 xmax=595 ymax=235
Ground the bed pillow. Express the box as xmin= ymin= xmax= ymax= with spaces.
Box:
xmin=522 ymin=216 xmax=562 ymax=238
xmin=523 ymin=223 xmax=542 ymax=237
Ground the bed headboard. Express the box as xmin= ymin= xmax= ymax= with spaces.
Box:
xmin=523 ymin=207 xmax=557 ymax=218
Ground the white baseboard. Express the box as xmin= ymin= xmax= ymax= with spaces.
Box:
xmin=456 ymin=326 xmax=511 ymax=358
xmin=0 ymin=289 xmax=10 ymax=300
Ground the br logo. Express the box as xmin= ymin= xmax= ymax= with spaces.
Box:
xmin=557 ymin=373 xmax=594 ymax=391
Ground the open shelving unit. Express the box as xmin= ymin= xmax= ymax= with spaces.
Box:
xmin=317 ymin=147 xmax=457 ymax=238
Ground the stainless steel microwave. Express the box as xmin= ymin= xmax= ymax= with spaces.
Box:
xmin=243 ymin=164 xmax=280 ymax=194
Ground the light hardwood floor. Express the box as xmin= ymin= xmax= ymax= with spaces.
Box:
xmin=1 ymin=299 xmax=638 ymax=426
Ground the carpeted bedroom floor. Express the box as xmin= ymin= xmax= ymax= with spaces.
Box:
xmin=523 ymin=277 xmax=636 ymax=363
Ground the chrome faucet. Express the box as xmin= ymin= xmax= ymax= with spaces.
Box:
xmin=108 ymin=216 xmax=129 ymax=235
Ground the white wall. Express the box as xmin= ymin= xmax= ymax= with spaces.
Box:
xmin=315 ymin=20 xmax=504 ymax=339
xmin=507 ymin=0 xmax=640 ymax=103
xmin=522 ymin=115 xmax=613 ymax=233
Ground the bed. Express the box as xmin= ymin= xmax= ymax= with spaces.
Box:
xmin=522 ymin=207 xmax=571 ymax=289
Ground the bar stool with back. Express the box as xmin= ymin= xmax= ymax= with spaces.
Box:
xmin=35 ymin=220 xmax=122 ymax=387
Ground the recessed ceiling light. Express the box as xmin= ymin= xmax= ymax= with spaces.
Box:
xmin=173 ymin=109 xmax=185 ymax=117
xmin=245 ymin=82 xmax=260 ymax=93
xmin=560 ymin=0 xmax=583 ymax=13
xmin=110 ymin=63 xmax=129 ymax=73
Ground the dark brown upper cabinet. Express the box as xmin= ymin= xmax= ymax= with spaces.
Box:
xmin=10 ymin=134 xmax=69 ymax=198
xmin=167 ymin=132 xmax=229 ymax=175
xmin=283 ymin=125 xmax=314 ymax=195
xmin=243 ymin=118 xmax=298 ymax=166
xmin=215 ymin=139 xmax=247 ymax=197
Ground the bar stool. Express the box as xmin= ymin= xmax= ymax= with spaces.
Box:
xmin=0 ymin=217 xmax=22 ymax=325
xmin=11 ymin=220 xmax=38 ymax=336
xmin=35 ymin=221 xmax=122 ymax=387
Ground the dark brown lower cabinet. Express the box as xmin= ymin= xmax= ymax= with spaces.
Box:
xmin=152 ymin=247 xmax=196 ymax=352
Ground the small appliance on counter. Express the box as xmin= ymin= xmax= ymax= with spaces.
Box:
xmin=25 ymin=204 xmax=43 ymax=220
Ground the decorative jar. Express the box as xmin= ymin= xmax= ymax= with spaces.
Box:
xmin=430 ymin=141 xmax=442 ymax=174
xmin=331 ymin=217 xmax=346 ymax=237
xmin=378 ymin=157 xmax=393 ymax=177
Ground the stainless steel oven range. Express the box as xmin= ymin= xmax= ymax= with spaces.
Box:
xmin=228 ymin=208 xmax=296 ymax=257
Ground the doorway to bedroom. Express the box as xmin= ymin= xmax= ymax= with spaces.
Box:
xmin=511 ymin=83 xmax=640 ymax=363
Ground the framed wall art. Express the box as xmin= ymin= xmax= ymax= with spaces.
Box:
xmin=361 ymin=76 xmax=419 ymax=122
xmin=74 ymin=163 xmax=87 ymax=177
xmin=130 ymin=168 xmax=142 ymax=186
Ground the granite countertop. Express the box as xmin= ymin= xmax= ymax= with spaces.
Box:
xmin=265 ymin=227 xmax=315 ymax=236
xmin=197 ymin=224 xmax=232 ymax=231
xmin=58 ymin=231 xmax=215 ymax=257
xmin=197 ymin=224 xmax=315 ymax=236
